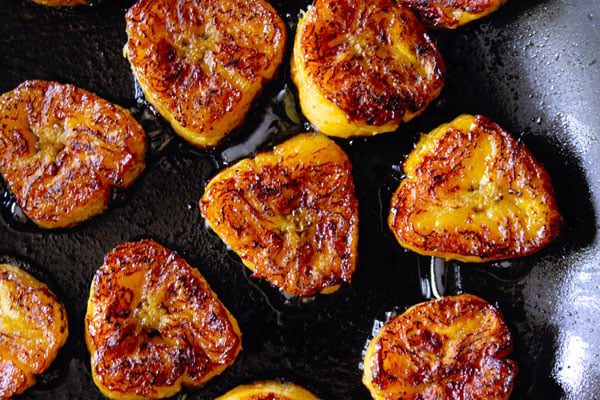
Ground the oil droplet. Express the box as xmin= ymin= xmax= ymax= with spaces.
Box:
xmin=221 ymin=106 xmax=279 ymax=164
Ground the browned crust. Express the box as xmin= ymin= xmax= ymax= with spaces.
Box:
xmin=85 ymin=239 xmax=242 ymax=399
xmin=297 ymin=0 xmax=445 ymax=126
xmin=389 ymin=115 xmax=562 ymax=261
xmin=200 ymin=134 xmax=358 ymax=297
xmin=0 ymin=80 xmax=147 ymax=228
xmin=365 ymin=294 xmax=517 ymax=400
xmin=0 ymin=264 xmax=68 ymax=399
xmin=124 ymin=0 xmax=286 ymax=145
xmin=398 ymin=0 xmax=507 ymax=28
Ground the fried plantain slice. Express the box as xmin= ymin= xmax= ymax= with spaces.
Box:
xmin=0 ymin=264 xmax=68 ymax=400
xmin=124 ymin=0 xmax=287 ymax=148
xmin=388 ymin=114 xmax=561 ymax=263
xmin=0 ymin=80 xmax=146 ymax=229
xmin=200 ymin=133 xmax=358 ymax=297
xmin=291 ymin=0 xmax=445 ymax=138
xmin=85 ymin=240 xmax=242 ymax=400
xmin=216 ymin=381 xmax=320 ymax=400
xmin=397 ymin=0 xmax=508 ymax=29
xmin=363 ymin=294 xmax=517 ymax=400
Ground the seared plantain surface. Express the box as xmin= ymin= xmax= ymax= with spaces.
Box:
xmin=85 ymin=240 xmax=242 ymax=400
xmin=0 ymin=80 xmax=146 ymax=229
xmin=124 ymin=0 xmax=286 ymax=147
xmin=389 ymin=114 xmax=561 ymax=262
xmin=291 ymin=0 xmax=445 ymax=138
xmin=397 ymin=0 xmax=508 ymax=29
xmin=363 ymin=294 xmax=517 ymax=400
xmin=0 ymin=264 xmax=68 ymax=400
xmin=216 ymin=381 xmax=320 ymax=400
xmin=200 ymin=133 xmax=358 ymax=297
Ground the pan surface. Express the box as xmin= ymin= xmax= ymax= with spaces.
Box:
xmin=0 ymin=0 xmax=599 ymax=399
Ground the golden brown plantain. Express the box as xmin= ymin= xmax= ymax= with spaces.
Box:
xmin=200 ymin=133 xmax=358 ymax=297
xmin=85 ymin=239 xmax=242 ymax=400
xmin=397 ymin=0 xmax=508 ymax=29
xmin=291 ymin=0 xmax=445 ymax=138
xmin=388 ymin=114 xmax=561 ymax=262
xmin=0 ymin=80 xmax=147 ymax=229
xmin=216 ymin=381 xmax=320 ymax=400
xmin=0 ymin=264 xmax=68 ymax=400
xmin=124 ymin=0 xmax=287 ymax=147
xmin=363 ymin=294 xmax=517 ymax=400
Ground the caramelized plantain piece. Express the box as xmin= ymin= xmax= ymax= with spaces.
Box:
xmin=363 ymin=294 xmax=517 ymax=400
xmin=0 ymin=80 xmax=146 ymax=229
xmin=200 ymin=133 xmax=358 ymax=297
xmin=0 ymin=264 xmax=68 ymax=399
xmin=216 ymin=381 xmax=320 ymax=400
xmin=397 ymin=0 xmax=508 ymax=29
xmin=291 ymin=0 xmax=445 ymax=138
xmin=389 ymin=114 xmax=561 ymax=262
xmin=85 ymin=240 xmax=242 ymax=400
xmin=124 ymin=0 xmax=286 ymax=148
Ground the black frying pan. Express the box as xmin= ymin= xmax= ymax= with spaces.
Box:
xmin=0 ymin=0 xmax=599 ymax=398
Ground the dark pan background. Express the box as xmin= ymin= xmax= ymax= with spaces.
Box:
xmin=1 ymin=0 xmax=599 ymax=399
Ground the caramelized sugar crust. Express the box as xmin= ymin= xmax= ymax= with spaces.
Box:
xmin=363 ymin=294 xmax=517 ymax=400
xmin=294 ymin=0 xmax=444 ymax=128
xmin=0 ymin=80 xmax=146 ymax=229
xmin=85 ymin=240 xmax=242 ymax=400
xmin=200 ymin=134 xmax=358 ymax=297
xmin=397 ymin=0 xmax=508 ymax=28
xmin=389 ymin=114 xmax=561 ymax=263
xmin=125 ymin=0 xmax=286 ymax=147
xmin=0 ymin=264 xmax=68 ymax=399
xmin=215 ymin=381 xmax=320 ymax=400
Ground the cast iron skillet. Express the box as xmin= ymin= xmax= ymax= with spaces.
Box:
xmin=0 ymin=0 xmax=599 ymax=399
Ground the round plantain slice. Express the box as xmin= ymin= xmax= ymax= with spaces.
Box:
xmin=291 ymin=0 xmax=445 ymax=138
xmin=0 ymin=264 xmax=68 ymax=399
xmin=124 ymin=0 xmax=287 ymax=148
xmin=0 ymin=80 xmax=147 ymax=229
xmin=216 ymin=381 xmax=320 ymax=400
xmin=200 ymin=133 xmax=358 ymax=297
xmin=363 ymin=294 xmax=518 ymax=400
xmin=85 ymin=239 xmax=242 ymax=400
xmin=397 ymin=0 xmax=508 ymax=29
xmin=388 ymin=114 xmax=561 ymax=263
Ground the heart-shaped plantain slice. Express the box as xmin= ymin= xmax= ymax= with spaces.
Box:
xmin=389 ymin=114 xmax=561 ymax=262
xmin=291 ymin=0 xmax=445 ymax=138
xmin=124 ymin=0 xmax=287 ymax=148
xmin=85 ymin=239 xmax=242 ymax=400
xmin=0 ymin=80 xmax=147 ymax=229
xmin=0 ymin=264 xmax=68 ymax=399
xmin=397 ymin=0 xmax=508 ymax=29
xmin=200 ymin=133 xmax=358 ymax=297
xmin=363 ymin=294 xmax=517 ymax=400
xmin=216 ymin=381 xmax=320 ymax=400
